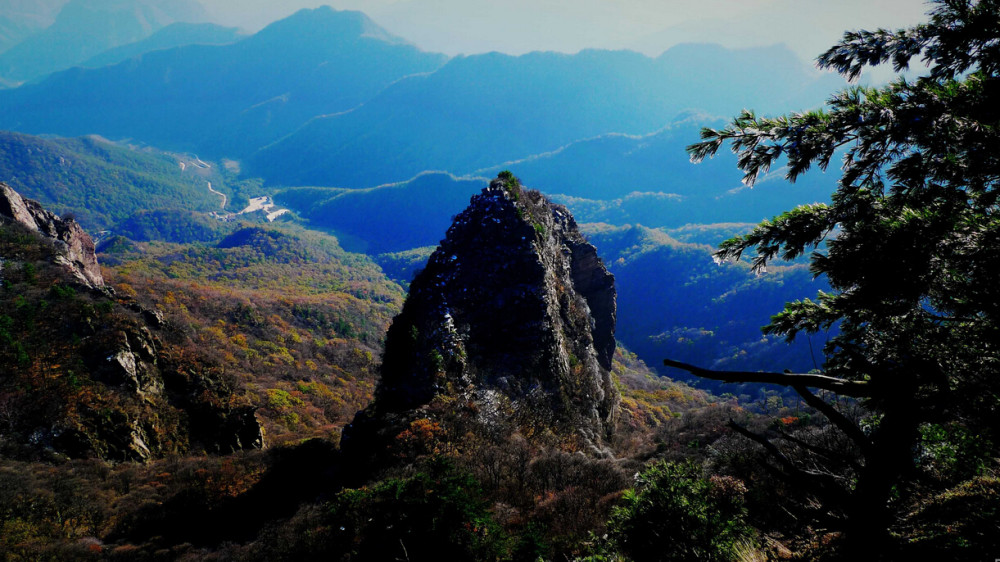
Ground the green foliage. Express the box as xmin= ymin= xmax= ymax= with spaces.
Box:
xmin=900 ymin=475 xmax=1000 ymax=558
xmin=604 ymin=460 xmax=754 ymax=562
xmin=325 ymin=458 xmax=511 ymax=561
xmin=20 ymin=261 xmax=36 ymax=284
xmin=685 ymin=0 xmax=1000 ymax=550
xmin=498 ymin=170 xmax=518 ymax=191
xmin=918 ymin=422 xmax=993 ymax=482
xmin=114 ymin=209 xmax=233 ymax=244
xmin=374 ymin=246 xmax=434 ymax=288
xmin=428 ymin=348 xmax=445 ymax=372
xmin=0 ymin=132 xmax=232 ymax=230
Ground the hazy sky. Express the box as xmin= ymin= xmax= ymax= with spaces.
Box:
xmin=200 ymin=0 xmax=930 ymax=63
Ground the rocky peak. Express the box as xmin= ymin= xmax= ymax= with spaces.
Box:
xmin=0 ymin=182 xmax=104 ymax=287
xmin=342 ymin=173 xmax=619 ymax=466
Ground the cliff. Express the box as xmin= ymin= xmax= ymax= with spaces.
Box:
xmin=0 ymin=183 xmax=263 ymax=461
xmin=0 ymin=181 xmax=104 ymax=287
xmin=342 ymin=173 xmax=620 ymax=468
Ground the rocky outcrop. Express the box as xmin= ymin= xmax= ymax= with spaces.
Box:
xmin=0 ymin=181 xmax=104 ymax=287
xmin=342 ymin=173 xmax=620 ymax=468
xmin=88 ymin=327 xmax=164 ymax=398
xmin=0 ymin=183 xmax=263 ymax=462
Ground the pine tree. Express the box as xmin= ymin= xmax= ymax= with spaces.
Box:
xmin=667 ymin=0 xmax=1000 ymax=551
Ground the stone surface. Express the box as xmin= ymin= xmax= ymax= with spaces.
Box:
xmin=0 ymin=181 xmax=104 ymax=287
xmin=342 ymin=174 xmax=620 ymax=468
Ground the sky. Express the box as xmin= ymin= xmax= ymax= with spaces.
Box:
xmin=199 ymin=0 xmax=931 ymax=63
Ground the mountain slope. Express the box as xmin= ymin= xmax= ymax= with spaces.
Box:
xmin=0 ymin=131 xmax=229 ymax=229
xmin=100 ymin=223 xmax=406 ymax=445
xmin=80 ymin=21 xmax=243 ymax=68
xmin=0 ymin=0 xmax=68 ymax=55
xmin=274 ymin=159 xmax=834 ymax=256
xmin=276 ymin=172 xmax=485 ymax=254
xmin=0 ymin=0 xmax=209 ymax=84
xmin=0 ymin=7 xmax=448 ymax=156
xmin=249 ymin=44 xmax=845 ymax=187
xmin=584 ymin=223 xmax=828 ymax=390
xmin=0 ymin=183 xmax=263 ymax=461
xmin=477 ymin=113 xmax=836 ymax=224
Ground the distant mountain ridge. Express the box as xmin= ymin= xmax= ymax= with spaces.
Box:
xmin=248 ymin=43 xmax=844 ymax=188
xmin=0 ymin=0 xmax=210 ymax=84
xmin=0 ymin=0 xmax=67 ymax=55
xmin=276 ymin=172 xmax=485 ymax=254
xmin=79 ymin=21 xmax=244 ymax=68
xmin=586 ymin=223 xmax=827 ymax=385
xmin=0 ymin=6 xmax=843 ymax=192
xmin=0 ymin=7 xmax=448 ymax=156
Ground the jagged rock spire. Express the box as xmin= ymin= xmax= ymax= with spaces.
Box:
xmin=342 ymin=173 xmax=619 ymax=469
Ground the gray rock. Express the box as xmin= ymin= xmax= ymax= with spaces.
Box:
xmin=0 ymin=182 xmax=104 ymax=287
xmin=343 ymin=174 xmax=620 ymax=468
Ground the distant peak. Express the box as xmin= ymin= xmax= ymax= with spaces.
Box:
xmin=251 ymin=7 xmax=411 ymax=47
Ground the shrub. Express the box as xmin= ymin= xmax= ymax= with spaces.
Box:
xmin=605 ymin=460 xmax=755 ymax=562
xmin=324 ymin=457 xmax=511 ymax=561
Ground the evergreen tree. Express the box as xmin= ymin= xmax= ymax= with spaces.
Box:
xmin=667 ymin=0 xmax=1000 ymax=552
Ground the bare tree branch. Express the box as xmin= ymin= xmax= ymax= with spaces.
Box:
xmin=727 ymin=420 xmax=797 ymax=472
xmin=776 ymin=428 xmax=862 ymax=472
xmin=728 ymin=420 xmax=847 ymax=489
xmin=662 ymin=358 xmax=874 ymax=398
xmin=792 ymin=385 xmax=872 ymax=458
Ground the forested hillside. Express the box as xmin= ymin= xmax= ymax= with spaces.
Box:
xmin=0 ymin=131 xmax=230 ymax=229
xmin=100 ymin=224 xmax=404 ymax=444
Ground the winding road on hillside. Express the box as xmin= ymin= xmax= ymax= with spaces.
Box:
xmin=207 ymin=181 xmax=227 ymax=210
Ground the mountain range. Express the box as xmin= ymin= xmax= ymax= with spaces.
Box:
xmin=0 ymin=7 xmax=845 ymax=192
xmin=0 ymin=0 xmax=66 ymax=55
xmin=0 ymin=0 xmax=209 ymax=84
xmin=249 ymin=42 xmax=843 ymax=187
xmin=79 ymin=21 xmax=243 ymax=69
xmin=0 ymin=8 xmax=446 ymax=156
xmin=0 ymin=3 xmax=994 ymax=560
xmin=0 ymin=5 xmax=847 ymax=386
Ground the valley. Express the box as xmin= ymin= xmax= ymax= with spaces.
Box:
xmin=0 ymin=1 xmax=996 ymax=560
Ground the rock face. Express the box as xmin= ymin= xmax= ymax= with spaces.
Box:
xmin=342 ymin=174 xmax=620 ymax=467
xmin=0 ymin=183 xmax=263 ymax=462
xmin=0 ymin=181 xmax=104 ymax=287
